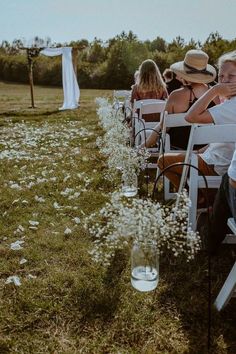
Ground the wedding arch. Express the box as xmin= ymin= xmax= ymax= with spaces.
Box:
xmin=22 ymin=46 xmax=80 ymax=110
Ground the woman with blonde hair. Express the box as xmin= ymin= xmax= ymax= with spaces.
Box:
xmin=130 ymin=59 xmax=168 ymax=122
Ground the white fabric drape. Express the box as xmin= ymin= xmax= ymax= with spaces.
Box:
xmin=40 ymin=47 xmax=80 ymax=110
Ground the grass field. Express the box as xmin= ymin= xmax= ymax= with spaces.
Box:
xmin=0 ymin=81 xmax=236 ymax=354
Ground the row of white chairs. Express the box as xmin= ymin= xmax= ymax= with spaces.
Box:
xmin=114 ymin=92 xmax=236 ymax=311
xmin=117 ymin=95 xmax=236 ymax=233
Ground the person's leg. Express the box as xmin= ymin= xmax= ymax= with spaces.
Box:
xmin=157 ymin=153 xmax=185 ymax=190
xmin=205 ymin=173 xmax=232 ymax=254
xmin=197 ymin=156 xmax=218 ymax=205
xmin=197 ymin=156 xmax=217 ymax=176
xmin=157 ymin=154 xmax=217 ymax=192
xmin=228 ymin=181 xmax=236 ymax=222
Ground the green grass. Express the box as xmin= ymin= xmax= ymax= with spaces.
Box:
xmin=0 ymin=82 xmax=236 ymax=353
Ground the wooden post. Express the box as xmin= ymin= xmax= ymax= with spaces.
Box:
xmin=27 ymin=50 xmax=35 ymax=108
xmin=20 ymin=47 xmax=43 ymax=108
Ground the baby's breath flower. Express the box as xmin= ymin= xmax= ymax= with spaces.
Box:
xmin=87 ymin=189 xmax=200 ymax=266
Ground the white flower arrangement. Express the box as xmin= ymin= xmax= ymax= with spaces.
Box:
xmin=95 ymin=97 xmax=150 ymax=183
xmin=87 ymin=190 xmax=201 ymax=267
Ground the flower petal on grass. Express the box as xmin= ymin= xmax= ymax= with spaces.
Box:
xmin=28 ymin=274 xmax=37 ymax=279
xmin=19 ymin=258 xmax=27 ymax=265
xmin=10 ymin=240 xmax=25 ymax=250
xmin=73 ymin=217 xmax=81 ymax=224
xmin=29 ymin=220 xmax=39 ymax=226
xmin=5 ymin=276 xmax=21 ymax=286
xmin=64 ymin=227 xmax=72 ymax=235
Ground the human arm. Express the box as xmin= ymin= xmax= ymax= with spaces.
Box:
xmin=130 ymin=85 xmax=138 ymax=107
xmin=229 ymin=178 xmax=236 ymax=188
xmin=185 ymin=83 xmax=236 ymax=124
xmin=140 ymin=123 xmax=161 ymax=148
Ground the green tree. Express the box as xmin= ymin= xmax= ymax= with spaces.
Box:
xmin=149 ymin=36 xmax=167 ymax=52
xmin=104 ymin=39 xmax=149 ymax=89
xmin=202 ymin=31 xmax=231 ymax=64
xmin=87 ymin=38 xmax=106 ymax=63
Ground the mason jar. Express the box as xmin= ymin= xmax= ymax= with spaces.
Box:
xmin=131 ymin=241 xmax=159 ymax=292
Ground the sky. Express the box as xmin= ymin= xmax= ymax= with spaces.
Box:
xmin=1 ymin=0 xmax=236 ymax=45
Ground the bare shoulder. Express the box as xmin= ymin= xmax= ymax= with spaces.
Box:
xmin=166 ymin=87 xmax=190 ymax=112
xmin=169 ymin=87 xmax=189 ymax=100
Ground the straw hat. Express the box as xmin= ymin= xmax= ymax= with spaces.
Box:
xmin=170 ymin=50 xmax=216 ymax=84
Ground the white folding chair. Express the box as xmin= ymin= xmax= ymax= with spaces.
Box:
xmin=113 ymin=90 xmax=131 ymax=111
xmin=214 ymin=217 xmax=236 ymax=311
xmin=156 ymin=112 xmax=194 ymax=200
xmin=133 ymin=100 xmax=166 ymax=171
xmin=178 ymin=124 xmax=236 ymax=231
xmin=134 ymin=100 xmax=166 ymax=147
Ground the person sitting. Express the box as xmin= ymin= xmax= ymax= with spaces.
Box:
xmin=163 ymin=68 xmax=182 ymax=94
xmin=144 ymin=49 xmax=219 ymax=150
xmin=202 ymin=148 xmax=236 ymax=254
xmin=157 ymin=49 xmax=236 ymax=193
xmin=130 ymin=59 xmax=168 ymax=122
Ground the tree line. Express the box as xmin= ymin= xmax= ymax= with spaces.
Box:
xmin=0 ymin=31 xmax=235 ymax=89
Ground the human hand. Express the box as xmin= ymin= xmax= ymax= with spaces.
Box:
xmin=213 ymin=83 xmax=236 ymax=98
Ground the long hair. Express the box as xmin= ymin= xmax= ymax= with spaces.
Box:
xmin=137 ymin=59 xmax=166 ymax=95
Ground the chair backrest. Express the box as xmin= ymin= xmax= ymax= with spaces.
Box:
xmin=182 ymin=124 xmax=236 ymax=176
xmin=113 ymin=90 xmax=131 ymax=100
xmin=182 ymin=124 xmax=236 ymax=189
xmin=133 ymin=98 xmax=165 ymax=111
xmin=162 ymin=112 xmax=193 ymax=128
xmin=158 ymin=111 xmax=196 ymax=158
xmin=177 ymin=124 xmax=236 ymax=230
xmin=134 ymin=100 xmax=166 ymax=145
xmin=139 ymin=100 xmax=166 ymax=117
xmin=189 ymin=124 xmax=236 ymax=146
xmin=113 ymin=90 xmax=131 ymax=111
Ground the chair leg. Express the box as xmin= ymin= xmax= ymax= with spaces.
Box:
xmin=188 ymin=159 xmax=199 ymax=231
xmin=214 ymin=261 xmax=236 ymax=311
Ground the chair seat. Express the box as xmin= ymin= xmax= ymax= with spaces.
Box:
xmin=187 ymin=175 xmax=222 ymax=189
xmin=197 ymin=175 xmax=222 ymax=188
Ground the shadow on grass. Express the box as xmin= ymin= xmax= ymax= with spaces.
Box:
xmin=0 ymin=109 xmax=62 ymax=118
xmin=157 ymin=250 xmax=236 ymax=353
xmin=68 ymin=250 xmax=128 ymax=327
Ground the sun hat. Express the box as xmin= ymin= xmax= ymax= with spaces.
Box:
xmin=170 ymin=49 xmax=216 ymax=84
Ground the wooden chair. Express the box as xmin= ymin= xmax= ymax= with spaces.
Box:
xmin=178 ymin=124 xmax=236 ymax=231
xmin=214 ymin=217 xmax=236 ymax=311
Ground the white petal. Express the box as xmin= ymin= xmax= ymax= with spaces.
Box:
xmin=5 ymin=275 xmax=21 ymax=286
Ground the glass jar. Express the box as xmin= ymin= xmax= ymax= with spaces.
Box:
xmin=122 ymin=171 xmax=138 ymax=197
xmin=131 ymin=241 xmax=159 ymax=292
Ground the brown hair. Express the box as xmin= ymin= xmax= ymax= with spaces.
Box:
xmin=137 ymin=59 xmax=166 ymax=95
xmin=163 ymin=68 xmax=174 ymax=82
